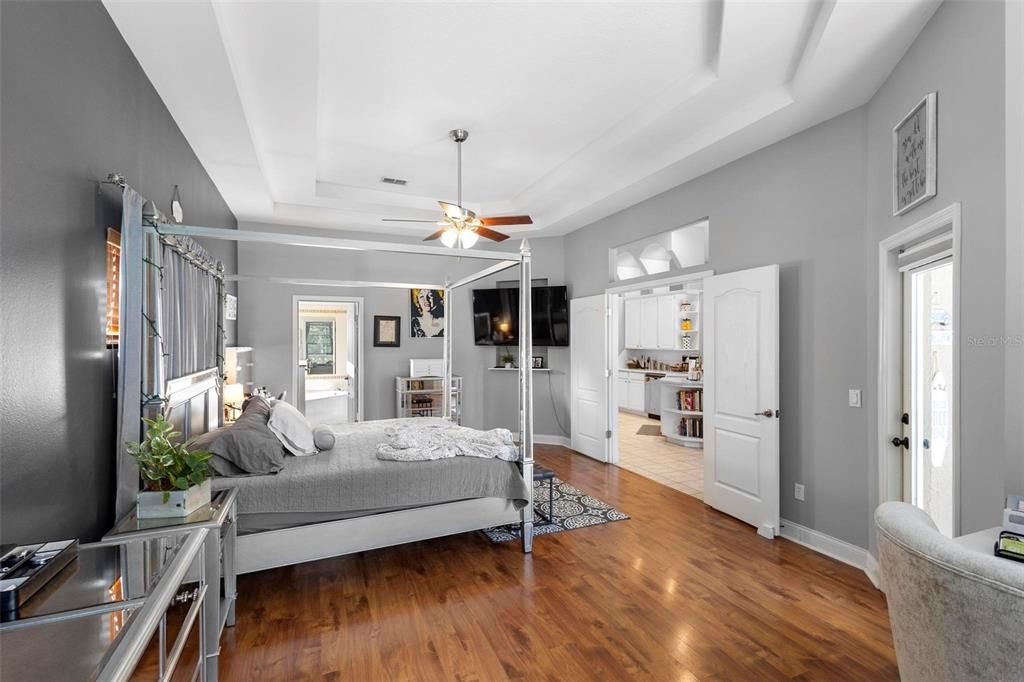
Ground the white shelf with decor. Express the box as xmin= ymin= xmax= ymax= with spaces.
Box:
xmin=396 ymin=376 xmax=462 ymax=423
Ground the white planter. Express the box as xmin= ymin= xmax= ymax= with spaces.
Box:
xmin=137 ymin=479 xmax=211 ymax=518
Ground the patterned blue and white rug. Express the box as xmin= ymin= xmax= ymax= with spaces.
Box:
xmin=482 ymin=476 xmax=629 ymax=543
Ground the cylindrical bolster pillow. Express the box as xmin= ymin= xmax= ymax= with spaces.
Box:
xmin=312 ymin=425 xmax=336 ymax=451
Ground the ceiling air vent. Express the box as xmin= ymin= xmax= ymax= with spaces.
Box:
xmin=380 ymin=177 xmax=408 ymax=186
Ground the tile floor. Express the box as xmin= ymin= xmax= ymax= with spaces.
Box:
xmin=617 ymin=410 xmax=704 ymax=499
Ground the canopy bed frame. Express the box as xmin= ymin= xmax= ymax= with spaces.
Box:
xmin=112 ymin=181 xmax=536 ymax=574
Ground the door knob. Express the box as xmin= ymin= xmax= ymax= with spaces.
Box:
xmin=755 ymin=409 xmax=774 ymax=418
xmin=891 ymin=436 xmax=909 ymax=449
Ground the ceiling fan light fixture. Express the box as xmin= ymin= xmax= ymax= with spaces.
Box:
xmin=440 ymin=226 xmax=459 ymax=248
xmin=459 ymin=229 xmax=479 ymax=249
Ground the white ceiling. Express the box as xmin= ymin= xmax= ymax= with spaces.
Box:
xmin=104 ymin=0 xmax=940 ymax=239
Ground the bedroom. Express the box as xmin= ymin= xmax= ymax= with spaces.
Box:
xmin=1 ymin=1 xmax=1022 ymax=680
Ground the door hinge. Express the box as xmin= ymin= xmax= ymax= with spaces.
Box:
xmin=605 ymin=430 xmax=612 ymax=439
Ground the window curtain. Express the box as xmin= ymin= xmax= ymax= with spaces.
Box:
xmin=159 ymin=236 xmax=223 ymax=380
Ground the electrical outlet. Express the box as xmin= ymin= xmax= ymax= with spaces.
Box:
xmin=848 ymin=389 xmax=862 ymax=408
xmin=794 ymin=483 xmax=806 ymax=501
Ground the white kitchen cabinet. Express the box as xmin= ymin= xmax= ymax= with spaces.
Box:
xmin=627 ymin=379 xmax=645 ymax=412
xmin=617 ymin=377 xmax=630 ymax=409
xmin=624 ymin=298 xmax=642 ymax=349
xmin=657 ymin=295 xmax=677 ymax=349
xmin=639 ymin=297 xmax=658 ymax=349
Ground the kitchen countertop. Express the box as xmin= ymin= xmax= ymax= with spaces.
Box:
xmin=618 ymin=368 xmax=703 ymax=385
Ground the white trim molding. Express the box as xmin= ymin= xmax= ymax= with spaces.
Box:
xmin=877 ymin=203 xmax=962 ymax=533
xmin=517 ymin=433 xmax=570 ymax=448
xmin=865 ymin=552 xmax=881 ymax=590
xmin=780 ymin=519 xmax=873 ymax=581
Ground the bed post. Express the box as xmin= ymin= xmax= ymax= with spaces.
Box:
xmin=442 ymin=281 xmax=453 ymax=421
xmin=518 ymin=240 xmax=534 ymax=553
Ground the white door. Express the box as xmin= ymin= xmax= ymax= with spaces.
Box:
xmin=703 ymin=265 xmax=780 ymax=538
xmin=617 ymin=376 xmax=629 ymax=409
xmin=624 ymin=298 xmax=642 ymax=348
xmin=571 ymin=295 xmax=608 ymax=461
xmin=657 ymin=295 xmax=676 ymax=349
xmin=640 ymin=297 xmax=658 ymax=348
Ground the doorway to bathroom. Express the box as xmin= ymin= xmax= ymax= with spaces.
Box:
xmin=292 ymin=296 xmax=362 ymax=424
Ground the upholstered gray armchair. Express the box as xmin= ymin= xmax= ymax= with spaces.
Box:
xmin=876 ymin=502 xmax=1024 ymax=682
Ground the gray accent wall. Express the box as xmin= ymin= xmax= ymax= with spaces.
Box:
xmin=565 ymin=0 xmax=1011 ymax=550
xmin=864 ymin=0 xmax=1008 ymax=542
xmin=0 ymin=1 xmax=237 ymax=544
xmin=566 ymin=109 xmax=872 ymax=547
xmin=236 ymin=223 xmax=570 ymax=439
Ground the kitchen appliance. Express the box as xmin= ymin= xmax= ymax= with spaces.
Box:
xmin=644 ymin=372 xmax=665 ymax=418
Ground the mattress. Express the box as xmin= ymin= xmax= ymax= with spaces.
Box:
xmin=211 ymin=418 xmax=529 ymax=534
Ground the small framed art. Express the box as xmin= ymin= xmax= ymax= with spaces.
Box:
xmin=893 ymin=92 xmax=937 ymax=216
xmin=374 ymin=316 xmax=401 ymax=347
xmin=531 ymin=356 xmax=544 ymax=369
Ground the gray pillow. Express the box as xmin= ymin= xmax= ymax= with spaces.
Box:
xmin=312 ymin=425 xmax=335 ymax=452
xmin=192 ymin=399 xmax=286 ymax=476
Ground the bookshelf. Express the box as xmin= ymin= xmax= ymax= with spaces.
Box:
xmin=660 ymin=380 xmax=703 ymax=447
xmin=395 ymin=376 xmax=463 ymax=423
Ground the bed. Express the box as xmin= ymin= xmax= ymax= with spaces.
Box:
xmin=112 ymin=183 xmax=536 ymax=575
xmin=211 ymin=418 xmax=530 ymax=535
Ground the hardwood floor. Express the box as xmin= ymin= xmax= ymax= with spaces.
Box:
xmin=219 ymin=446 xmax=898 ymax=681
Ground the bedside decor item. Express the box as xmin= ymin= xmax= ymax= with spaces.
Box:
xmin=531 ymin=356 xmax=544 ymax=369
xmin=501 ymin=349 xmax=516 ymax=369
xmin=170 ymin=184 xmax=184 ymax=223
xmin=127 ymin=415 xmax=213 ymax=518
xmin=373 ymin=315 xmax=401 ymax=347
xmin=223 ymin=382 xmax=245 ymax=421
xmin=681 ymin=318 xmax=693 ymax=331
xmin=224 ymin=293 xmax=237 ymax=321
xmin=893 ymin=91 xmax=937 ymax=216
xmin=410 ymin=288 xmax=445 ymax=337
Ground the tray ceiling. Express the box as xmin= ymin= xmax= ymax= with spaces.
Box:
xmin=103 ymin=0 xmax=940 ymax=238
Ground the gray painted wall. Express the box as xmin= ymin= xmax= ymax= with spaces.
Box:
xmin=0 ymin=1 xmax=237 ymax=544
xmin=236 ymin=223 xmax=571 ymax=438
xmin=566 ymin=109 xmax=872 ymax=547
xmin=565 ymin=1 xmax=1011 ymax=550
xmin=864 ymin=0 xmax=1008 ymax=542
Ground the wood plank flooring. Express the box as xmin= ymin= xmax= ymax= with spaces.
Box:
xmin=219 ymin=446 xmax=898 ymax=681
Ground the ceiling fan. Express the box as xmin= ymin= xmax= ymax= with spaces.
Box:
xmin=382 ymin=129 xmax=533 ymax=248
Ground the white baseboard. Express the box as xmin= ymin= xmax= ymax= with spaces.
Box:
xmin=512 ymin=432 xmax=571 ymax=448
xmin=780 ymin=518 xmax=878 ymax=588
xmin=865 ymin=552 xmax=881 ymax=590
xmin=535 ymin=434 xmax=571 ymax=447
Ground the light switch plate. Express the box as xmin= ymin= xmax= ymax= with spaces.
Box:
xmin=794 ymin=483 xmax=805 ymax=501
xmin=848 ymin=389 xmax=862 ymax=408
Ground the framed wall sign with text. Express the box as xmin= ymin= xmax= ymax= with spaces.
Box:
xmin=893 ymin=92 xmax=937 ymax=216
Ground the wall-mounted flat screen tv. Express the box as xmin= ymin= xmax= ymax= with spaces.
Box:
xmin=472 ymin=285 xmax=569 ymax=346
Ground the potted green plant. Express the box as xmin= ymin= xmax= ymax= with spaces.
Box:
xmin=500 ymin=349 xmax=516 ymax=369
xmin=126 ymin=415 xmax=213 ymax=518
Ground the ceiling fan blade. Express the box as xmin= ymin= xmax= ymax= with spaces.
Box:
xmin=474 ymin=226 xmax=511 ymax=242
xmin=382 ymin=218 xmax=442 ymax=223
xmin=438 ymin=201 xmax=464 ymax=220
xmin=479 ymin=215 xmax=533 ymax=227
xmin=423 ymin=228 xmax=448 ymax=242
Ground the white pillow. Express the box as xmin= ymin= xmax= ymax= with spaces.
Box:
xmin=267 ymin=401 xmax=317 ymax=456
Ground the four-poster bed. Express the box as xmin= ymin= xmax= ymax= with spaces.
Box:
xmin=114 ymin=183 xmax=536 ymax=577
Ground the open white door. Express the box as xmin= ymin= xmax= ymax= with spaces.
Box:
xmin=570 ymin=294 xmax=608 ymax=461
xmin=703 ymin=265 xmax=780 ymax=538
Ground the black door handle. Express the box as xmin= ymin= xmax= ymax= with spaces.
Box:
xmin=891 ymin=436 xmax=909 ymax=449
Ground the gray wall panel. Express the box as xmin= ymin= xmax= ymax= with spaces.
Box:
xmin=0 ymin=1 xmax=236 ymax=544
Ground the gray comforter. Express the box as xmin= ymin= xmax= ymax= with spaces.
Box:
xmin=211 ymin=418 xmax=530 ymax=515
